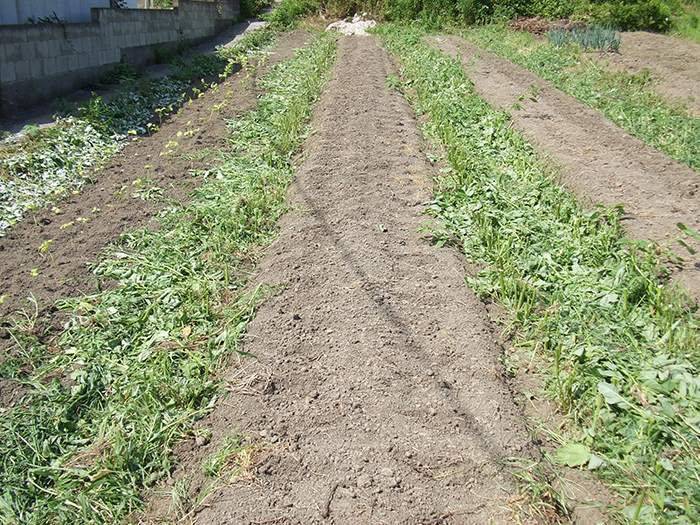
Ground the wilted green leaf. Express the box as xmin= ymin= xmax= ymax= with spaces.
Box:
xmin=598 ymin=382 xmax=625 ymax=405
xmin=555 ymin=443 xmax=591 ymax=467
xmin=588 ymin=454 xmax=605 ymax=470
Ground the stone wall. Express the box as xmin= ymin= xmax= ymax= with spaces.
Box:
xmin=0 ymin=0 xmax=240 ymax=117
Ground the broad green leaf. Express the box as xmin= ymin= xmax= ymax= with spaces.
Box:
xmin=588 ymin=454 xmax=605 ymax=470
xmin=555 ymin=443 xmax=591 ymax=467
xmin=598 ymin=382 xmax=626 ymax=405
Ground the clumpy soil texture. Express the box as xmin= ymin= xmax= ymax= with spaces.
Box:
xmin=428 ymin=35 xmax=700 ymax=300
xmin=159 ymin=35 xmax=536 ymax=524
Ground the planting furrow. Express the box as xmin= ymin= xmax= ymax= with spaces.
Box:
xmin=165 ymin=34 xmax=535 ymax=524
xmin=428 ymin=35 xmax=700 ymax=300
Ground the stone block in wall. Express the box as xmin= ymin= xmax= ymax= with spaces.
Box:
xmin=91 ymin=37 xmax=104 ymax=54
xmin=0 ymin=63 xmax=16 ymax=84
xmin=15 ymin=61 xmax=31 ymax=82
xmin=35 ymin=40 xmax=51 ymax=59
xmin=56 ymin=56 xmax=70 ymax=75
xmin=29 ymin=60 xmax=43 ymax=79
xmin=4 ymin=43 xmax=22 ymax=62
xmin=87 ymin=51 xmax=100 ymax=68
xmin=71 ymin=38 xmax=85 ymax=54
xmin=44 ymin=57 xmax=58 ymax=77
xmin=48 ymin=40 xmax=62 ymax=58
xmin=0 ymin=28 xmax=26 ymax=45
xmin=20 ymin=42 xmax=36 ymax=62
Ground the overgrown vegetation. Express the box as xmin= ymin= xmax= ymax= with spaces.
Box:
xmin=463 ymin=25 xmax=700 ymax=174
xmin=379 ymin=23 xmax=700 ymax=524
xmin=240 ymin=0 xmax=274 ymax=19
xmin=273 ymin=0 xmax=685 ymax=32
xmin=0 ymin=28 xmax=337 ymax=525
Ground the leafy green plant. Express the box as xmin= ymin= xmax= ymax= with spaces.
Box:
xmin=240 ymin=0 xmax=273 ymax=19
xmin=548 ymin=23 xmax=621 ymax=52
xmin=264 ymin=0 xmax=320 ymax=28
xmin=600 ymin=0 xmax=674 ymax=32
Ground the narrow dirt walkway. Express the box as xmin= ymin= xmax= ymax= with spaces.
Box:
xmin=170 ymin=35 xmax=535 ymax=524
xmin=428 ymin=35 xmax=700 ymax=300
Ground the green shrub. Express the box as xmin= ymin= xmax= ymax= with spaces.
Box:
xmin=240 ymin=0 xmax=273 ymax=19
xmin=273 ymin=0 xmax=677 ymax=31
xmin=265 ymin=0 xmax=321 ymax=28
xmin=602 ymin=0 xmax=673 ymax=31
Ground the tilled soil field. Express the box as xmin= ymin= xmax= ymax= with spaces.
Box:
xmin=1 ymin=22 xmax=700 ymax=525
xmin=155 ymin=34 xmax=536 ymax=524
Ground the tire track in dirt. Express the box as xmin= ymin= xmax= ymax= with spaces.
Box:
xmin=427 ymin=35 xmax=700 ymax=300
xmin=168 ymin=35 xmax=535 ymax=524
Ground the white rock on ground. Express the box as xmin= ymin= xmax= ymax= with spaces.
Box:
xmin=326 ymin=13 xmax=377 ymax=36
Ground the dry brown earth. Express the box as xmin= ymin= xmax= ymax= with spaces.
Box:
xmin=152 ymin=34 xmax=537 ymax=524
xmin=604 ymin=32 xmax=700 ymax=117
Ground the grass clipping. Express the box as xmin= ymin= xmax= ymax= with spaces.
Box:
xmin=0 ymin=33 xmax=337 ymax=524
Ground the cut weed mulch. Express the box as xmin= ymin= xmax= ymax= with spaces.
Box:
xmin=0 ymin=30 xmax=310 ymax=394
xmin=385 ymin=25 xmax=700 ymax=524
xmin=0 ymin=28 xmax=326 ymax=524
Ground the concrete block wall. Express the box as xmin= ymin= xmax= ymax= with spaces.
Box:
xmin=0 ymin=0 xmax=240 ymax=117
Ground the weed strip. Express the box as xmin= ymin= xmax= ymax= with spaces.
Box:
xmin=0 ymin=32 xmax=337 ymax=524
